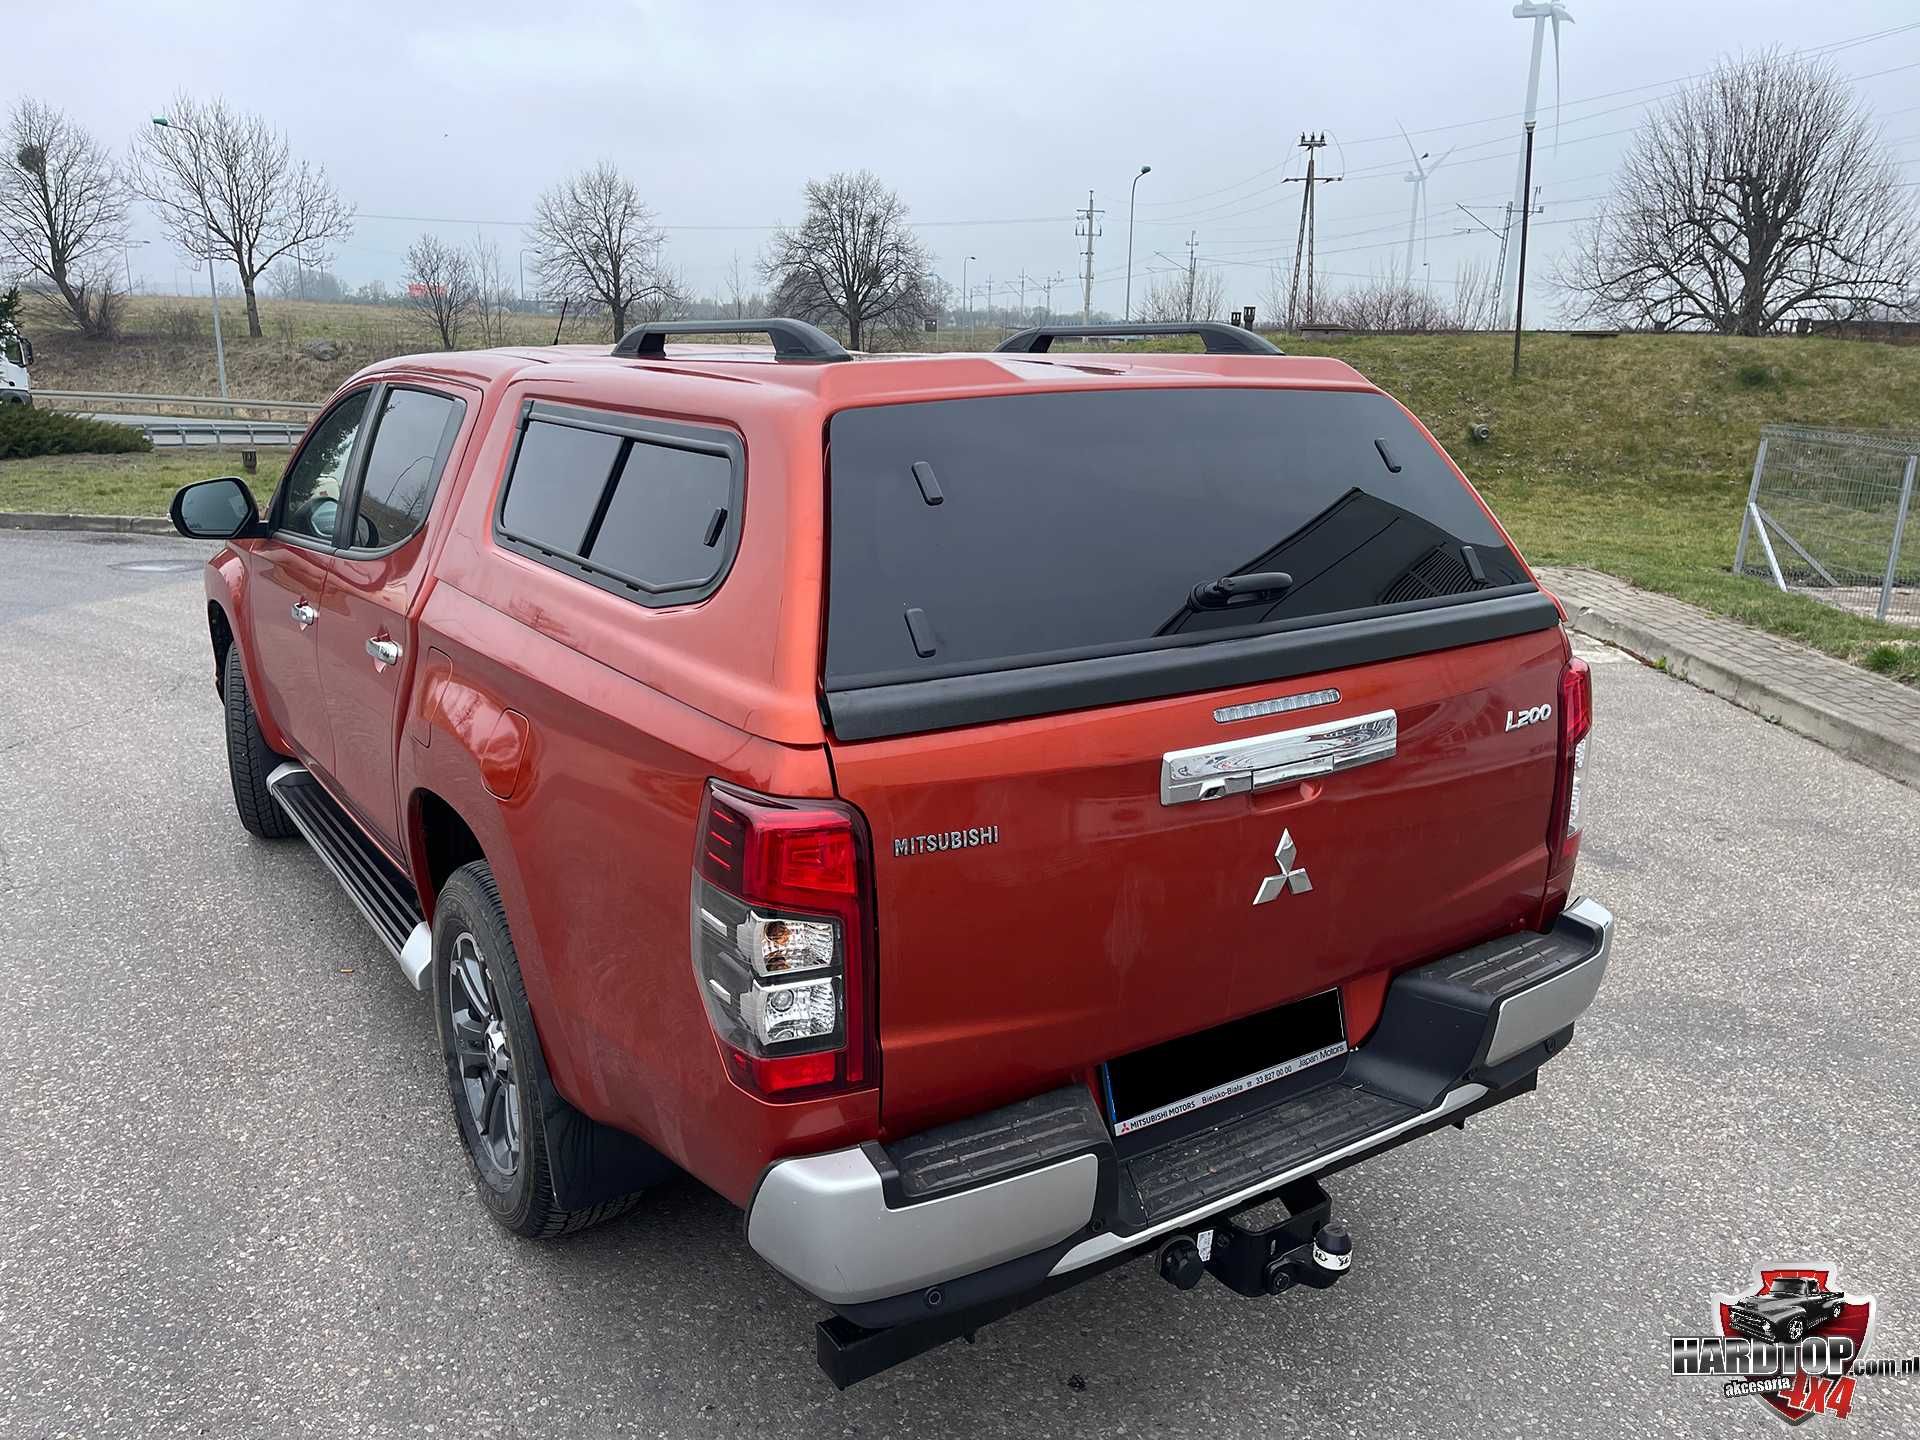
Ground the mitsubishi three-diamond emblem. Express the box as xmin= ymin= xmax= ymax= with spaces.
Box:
xmin=1253 ymin=829 xmax=1313 ymax=906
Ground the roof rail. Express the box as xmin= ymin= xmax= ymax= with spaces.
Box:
xmin=610 ymin=318 xmax=851 ymax=363
xmin=994 ymin=322 xmax=1283 ymax=356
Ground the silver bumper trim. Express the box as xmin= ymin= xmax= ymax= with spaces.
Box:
xmin=1046 ymin=1081 xmax=1489 ymax=1278
xmin=747 ymin=1148 xmax=1098 ymax=1306
xmin=1485 ymin=896 xmax=1613 ymax=1065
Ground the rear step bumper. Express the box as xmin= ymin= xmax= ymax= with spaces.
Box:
xmin=267 ymin=764 xmax=431 ymax=989
xmin=747 ymin=897 xmax=1612 ymax=1313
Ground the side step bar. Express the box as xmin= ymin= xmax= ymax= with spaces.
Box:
xmin=267 ymin=763 xmax=431 ymax=989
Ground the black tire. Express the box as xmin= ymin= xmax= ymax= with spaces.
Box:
xmin=432 ymin=861 xmax=644 ymax=1238
xmin=223 ymin=642 xmax=296 ymax=839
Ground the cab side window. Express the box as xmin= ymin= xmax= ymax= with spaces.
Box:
xmin=278 ymin=390 xmax=372 ymax=543
xmin=347 ymin=388 xmax=465 ymax=551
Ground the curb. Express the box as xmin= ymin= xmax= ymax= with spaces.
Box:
xmin=1557 ymin=603 xmax=1920 ymax=792
xmin=0 ymin=512 xmax=176 ymax=536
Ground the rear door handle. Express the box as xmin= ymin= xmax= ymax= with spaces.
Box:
xmin=366 ymin=637 xmax=402 ymax=667
xmin=290 ymin=601 xmax=317 ymax=627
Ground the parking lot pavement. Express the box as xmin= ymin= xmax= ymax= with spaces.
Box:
xmin=3 ymin=527 xmax=1917 ymax=1439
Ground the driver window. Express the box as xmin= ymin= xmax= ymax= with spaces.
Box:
xmin=278 ymin=390 xmax=371 ymax=542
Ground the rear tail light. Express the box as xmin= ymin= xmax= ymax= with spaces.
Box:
xmin=1542 ymin=656 xmax=1593 ymax=923
xmin=691 ymin=781 xmax=875 ymax=1098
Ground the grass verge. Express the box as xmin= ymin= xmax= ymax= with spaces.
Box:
xmin=0 ymin=448 xmax=284 ymax=517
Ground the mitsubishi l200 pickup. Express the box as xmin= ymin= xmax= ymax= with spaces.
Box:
xmin=171 ymin=318 xmax=1612 ymax=1385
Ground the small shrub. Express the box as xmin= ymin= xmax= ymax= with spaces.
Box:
xmin=0 ymin=405 xmax=152 ymax=459
xmin=1861 ymin=642 xmax=1909 ymax=675
xmin=1733 ymin=362 xmax=1775 ymax=387
xmin=156 ymin=304 xmax=204 ymax=341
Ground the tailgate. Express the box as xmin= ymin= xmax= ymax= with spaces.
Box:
xmin=817 ymin=383 xmax=1564 ymax=1132
xmin=833 ymin=628 xmax=1566 ymax=1131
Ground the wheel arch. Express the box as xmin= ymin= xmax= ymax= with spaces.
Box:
xmin=408 ymin=786 xmax=489 ymax=923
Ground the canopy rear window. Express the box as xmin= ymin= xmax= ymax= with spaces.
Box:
xmin=824 ymin=387 xmax=1532 ymax=690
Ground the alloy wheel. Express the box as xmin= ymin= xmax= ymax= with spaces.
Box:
xmin=448 ymin=930 xmax=522 ymax=1179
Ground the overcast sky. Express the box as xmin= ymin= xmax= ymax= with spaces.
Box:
xmin=21 ymin=1 xmax=1920 ymax=316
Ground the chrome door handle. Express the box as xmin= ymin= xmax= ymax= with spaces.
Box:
xmin=290 ymin=602 xmax=317 ymax=628
xmin=366 ymin=637 xmax=402 ymax=666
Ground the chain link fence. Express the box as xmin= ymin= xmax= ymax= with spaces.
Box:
xmin=1734 ymin=424 xmax=1920 ymax=625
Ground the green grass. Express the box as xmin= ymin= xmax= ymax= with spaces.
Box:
xmin=11 ymin=313 xmax=1920 ymax=685
xmin=0 ymin=448 xmax=283 ymax=516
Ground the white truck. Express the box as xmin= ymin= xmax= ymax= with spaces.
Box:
xmin=1 ymin=320 xmax=32 ymax=405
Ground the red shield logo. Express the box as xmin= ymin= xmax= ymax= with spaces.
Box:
xmin=1714 ymin=1265 xmax=1877 ymax=1424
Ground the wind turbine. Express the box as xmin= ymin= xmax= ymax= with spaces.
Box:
xmin=1399 ymin=124 xmax=1453 ymax=292
xmin=1498 ymin=0 xmax=1573 ymax=315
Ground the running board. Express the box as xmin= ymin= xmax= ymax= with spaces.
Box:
xmin=267 ymin=763 xmax=431 ymax=989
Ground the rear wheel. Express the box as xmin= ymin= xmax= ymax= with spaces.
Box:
xmin=222 ymin=643 xmax=296 ymax=839
xmin=432 ymin=861 xmax=644 ymax=1237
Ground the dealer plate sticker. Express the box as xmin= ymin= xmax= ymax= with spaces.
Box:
xmin=1111 ymin=1040 xmax=1349 ymax=1137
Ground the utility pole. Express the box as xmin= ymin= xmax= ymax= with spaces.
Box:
xmin=1282 ymin=133 xmax=1340 ymax=330
xmin=1016 ymin=269 xmax=1031 ymax=327
xmin=1183 ymin=230 xmax=1200 ymax=319
xmin=1076 ymin=190 xmax=1104 ymax=322
xmin=1040 ymin=272 xmax=1065 ymax=325
xmin=1512 ymin=122 xmax=1538 ymax=378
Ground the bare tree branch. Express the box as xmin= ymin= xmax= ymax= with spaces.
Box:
xmin=528 ymin=162 xmax=670 ymax=339
xmin=1556 ymin=50 xmax=1919 ymax=335
xmin=761 ymin=170 xmax=936 ymax=350
xmin=469 ymin=233 xmax=515 ymax=346
xmin=0 ymin=98 xmax=128 ymax=337
xmin=129 ymin=93 xmax=354 ymax=339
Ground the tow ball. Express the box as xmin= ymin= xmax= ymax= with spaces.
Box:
xmin=1158 ymin=1177 xmax=1353 ymax=1299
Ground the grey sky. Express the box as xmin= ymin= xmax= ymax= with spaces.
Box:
xmin=21 ymin=1 xmax=1920 ymax=313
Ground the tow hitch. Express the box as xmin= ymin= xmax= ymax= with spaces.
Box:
xmin=1173 ymin=1177 xmax=1352 ymax=1298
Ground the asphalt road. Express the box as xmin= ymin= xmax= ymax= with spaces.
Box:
xmin=3 ymin=528 xmax=1918 ymax=1439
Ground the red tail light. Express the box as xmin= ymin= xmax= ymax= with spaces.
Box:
xmin=1541 ymin=656 xmax=1593 ymax=923
xmin=691 ymin=782 xmax=875 ymax=1099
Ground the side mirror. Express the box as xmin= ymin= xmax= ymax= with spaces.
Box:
xmin=171 ymin=476 xmax=260 ymax=539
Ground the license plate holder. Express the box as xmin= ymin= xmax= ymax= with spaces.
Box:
xmin=1100 ymin=988 xmax=1347 ymax=1138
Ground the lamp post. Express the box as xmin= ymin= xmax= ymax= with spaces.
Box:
xmin=1125 ymin=165 xmax=1151 ymax=322
xmin=962 ymin=254 xmax=976 ymax=347
xmin=518 ymin=247 xmax=537 ymax=305
xmin=150 ymin=115 xmax=228 ymax=400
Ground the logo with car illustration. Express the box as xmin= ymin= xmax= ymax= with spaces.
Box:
xmin=1669 ymin=1263 xmax=1918 ymax=1424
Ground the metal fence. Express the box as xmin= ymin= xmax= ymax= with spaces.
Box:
xmin=1734 ymin=424 xmax=1919 ymax=625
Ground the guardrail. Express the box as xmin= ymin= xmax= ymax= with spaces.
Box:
xmin=35 ymin=388 xmax=322 ymax=420
xmin=140 ymin=419 xmax=306 ymax=449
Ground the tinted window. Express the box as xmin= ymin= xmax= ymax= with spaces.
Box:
xmin=499 ymin=420 xmax=623 ymax=553
xmin=278 ymin=390 xmax=371 ymax=542
xmin=588 ymin=442 xmax=731 ymax=588
xmin=352 ymin=388 xmax=463 ymax=548
xmin=824 ymin=388 xmax=1529 ymax=684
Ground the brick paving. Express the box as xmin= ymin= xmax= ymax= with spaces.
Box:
xmin=1538 ymin=565 xmax=1920 ymax=790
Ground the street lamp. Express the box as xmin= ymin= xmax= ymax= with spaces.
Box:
xmin=961 ymin=254 xmax=976 ymax=347
xmin=1125 ymin=165 xmax=1151 ymax=323
xmin=518 ymin=247 xmax=537 ymax=305
xmin=150 ymin=115 xmax=228 ymax=400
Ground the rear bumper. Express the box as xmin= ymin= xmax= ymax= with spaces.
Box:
xmin=747 ymin=896 xmax=1613 ymax=1314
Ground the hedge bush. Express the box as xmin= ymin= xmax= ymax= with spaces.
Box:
xmin=0 ymin=404 xmax=152 ymax=459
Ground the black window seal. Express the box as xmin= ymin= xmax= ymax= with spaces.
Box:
xmin=824 ymin=587 xmax=1562 ymax=741
xmin=333 ymin=383 xmax=469 ymax=559
xmin=267 ymin=384 xmax=379 ymax=549
xmin=490 ymin=398 xmax=745 ymax=609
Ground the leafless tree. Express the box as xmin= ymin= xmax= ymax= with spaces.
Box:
xmin=0 ymin=98 xmax=128 ymax=337
xmin=1140 ymin=264 xmax=1226 ymax=324
xmin=469 ymin=233 xmax=516 ymax=345
xmin=403 ymin=234 xmax=475 ymax=349
xmin=131 ymin=94 xmax=354 ymax=339
xmin=1558 ymin=50 xmax=1919 ymax=335
xmin=762 ymin=171 xmax=936 ymax=350
xmin=1446 ymin=258 xmax=1505 ymax=331
xmin=624 ymin=262 xmax=690 ymax=325
xmin=528 ymin=161 xmax=672 ymax=339
xmin=723 ymin=250 xmax=760 ymax=319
